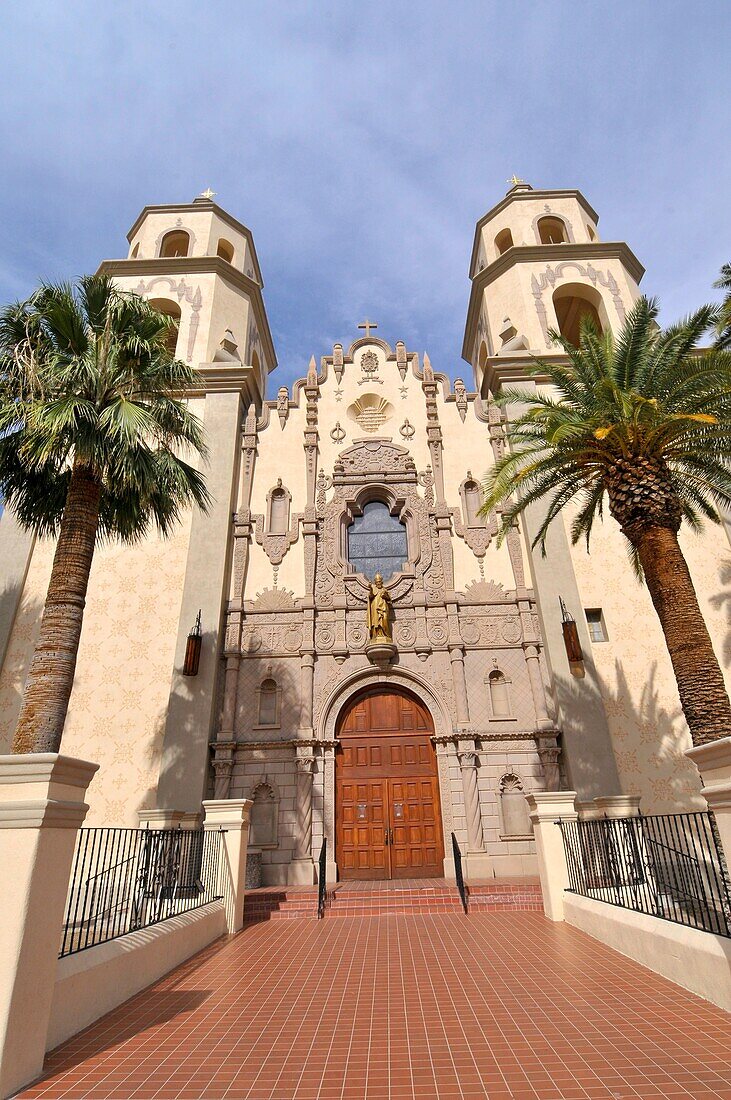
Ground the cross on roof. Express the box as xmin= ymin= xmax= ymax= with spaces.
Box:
xmin=199 ymin=187 xmax=216 ymax=200
xmin=506 ymin=175 xmax=525 ymax=186
xmin=358 ymin=318 xmax=378 ymax=337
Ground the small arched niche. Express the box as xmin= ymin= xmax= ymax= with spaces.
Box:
xmin=217 ymin=238 xmax=234 ymax=264
xmin=552 ymin=282 xmax=605 ymax=347
xmin=256 ymin=677 xmax=280 ymax=728
xmin=587 ymin=224 xmax=597 ymax=241
xmin=494 ymin=227 xmax=514 ymax=256
xmin=460 ymin=474 xmax=486 ymax=529
xmin=159 ymin=230 xmax=190 ymax=258
xmin=487 ymin=667 xmax=513 ymax=719
xmin=537 ymin=216 xmax=568 ymax=245
xmin=498 ymin=772 xmax=532 ymax=838
xmin=130 ymin=242 xmax=140 ymax=259
xmin=267 ymin=480 xmax=291 ymax=535
xmin=249 ymin=782 xmax=278 ymax=848
xmin=148 ymin=298 xmax=181 ymax=356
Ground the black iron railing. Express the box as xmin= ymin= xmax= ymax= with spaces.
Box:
xmin=558 ymin=811 xmax=731 ymax=938
xmin=317 ymin=837 xmax=327 ymax=918
xmin=60 ymin=826 xmax=224 ymax=957
xmin=451 ymin=832 xmax=469 ymax=914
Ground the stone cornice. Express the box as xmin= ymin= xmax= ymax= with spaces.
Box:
xmin=468 ymin=188 xmax=600 ymax=275
xmin=97 ymin=257 xmax=277 ymax=372
xmin=125 ymin=200 xmax=265 ymax=285
xmin=212 ymin=738 xmax=339 ymax=752
xmin=461 ymin=242 xmax=646 ymax=363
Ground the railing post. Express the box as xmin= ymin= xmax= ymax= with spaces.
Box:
xmin=202 ymin=799 xmax=252 ymax=933
xmin=525 ymin=791 xmax=578 ymax=921
xmin=0 ymin=753 xmax=99 ymax=1099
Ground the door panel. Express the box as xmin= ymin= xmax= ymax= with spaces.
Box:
xmin=337 ymin=778 xmax=390 ymax=878
xmin=335 ymin=689 xmax=444 ymax=880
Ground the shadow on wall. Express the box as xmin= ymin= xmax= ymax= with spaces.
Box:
xmin=708 ymin=557 xmax=731 ymax=665
xmin=595 ymin=659 xmax=704 ymax=813
xmin=0 ymin=594 xmax=44 ymax=754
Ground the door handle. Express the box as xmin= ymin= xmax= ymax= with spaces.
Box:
xmin=384 ymin=829 xmax=389 ymax=846
xmin=389 ymin=829 xmax=394 ymax=845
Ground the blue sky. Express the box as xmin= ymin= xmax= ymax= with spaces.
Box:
xmin=1 ymin=1 xmax=729 ymax=389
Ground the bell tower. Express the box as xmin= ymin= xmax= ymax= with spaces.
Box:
xmin=98 ymin=189 xmax=276 ymax=408
xmin=98 ymin=192 xmax=278 ymax=813
xmin=462 ymin=180 xmax=645 ymax=396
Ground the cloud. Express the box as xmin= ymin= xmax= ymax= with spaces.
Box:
xmin=1 ymin=0 xmax=729 ymax=388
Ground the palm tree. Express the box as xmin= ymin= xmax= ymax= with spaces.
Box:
xmin=0 ymin=275 xmax=209 ymax=755
xmin=481 ymin=296 xmax=731 ymax=747
xmin=715 ymin=263 xmax=731 ymax=349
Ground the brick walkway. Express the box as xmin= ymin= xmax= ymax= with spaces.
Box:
xmin=21 ymin=913 xmax=731 ymax=1099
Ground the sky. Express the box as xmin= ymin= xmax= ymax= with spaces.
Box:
xmin=1 ymin=1 xmax=729 ymax=390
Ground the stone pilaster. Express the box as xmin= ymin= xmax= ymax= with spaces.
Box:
xmin=289 ymin=749 xmax=316 ymax=883
xmin=449 ymin=646 xmax=470 ymax=727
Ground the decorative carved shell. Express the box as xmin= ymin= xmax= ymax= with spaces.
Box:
xmin=251 ymin=588 xmax=296 ymax=611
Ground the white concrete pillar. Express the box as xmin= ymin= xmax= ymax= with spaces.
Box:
xmin=0 ymin=753 xmax=99 ymax=1099
xmin=686 ymin=738 xmax=731 ymax=868
xmin=526 ymin=790 xmax=578 ymax=921
xmin=202 ymin=798 xmax=252 ymax=933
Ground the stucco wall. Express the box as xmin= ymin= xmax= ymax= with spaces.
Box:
xmin=568 ymin=514 xmax=731 ymax=812
xmin=0 ymin=515 xmax=192 ymax=825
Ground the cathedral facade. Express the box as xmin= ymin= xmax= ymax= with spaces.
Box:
xmin=1 ymin=183 xmax=729 ymax=886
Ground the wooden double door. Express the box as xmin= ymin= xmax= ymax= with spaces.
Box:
xmin=335 ymin=688 xmax=444 ymax=880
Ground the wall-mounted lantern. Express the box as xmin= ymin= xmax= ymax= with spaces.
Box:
xmin=559 ymin=597 xmax=584 ymax=667
xmin=183 ymin=609 xmax=202 ymax=677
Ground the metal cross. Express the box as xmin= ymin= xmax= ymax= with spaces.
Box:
xmin=506 ymin=175 xmax=525 ymax=186
xmin=200 ymin=187 xmax=216 ymax=200
xmin=358 ymin=319 xmax=378 ymax=337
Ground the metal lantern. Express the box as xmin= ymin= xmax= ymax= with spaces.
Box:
xmin=559 ymin=597 xmax=583 ymax=664
xmin=183 ymin=610 xmax=202 ymax=677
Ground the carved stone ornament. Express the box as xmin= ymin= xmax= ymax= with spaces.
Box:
xmin=396 ymin=341 xmax=408 ymax=380
xmin=134 ymin=276 xmax=202 ymax=362
xmin=531 ymin=261 xmax=627 ymax=348
xmin=276 ymin=386 xmax=289 ymax=428
xmin=359 ymin=349 xmax=380 ymax=383
xmin=330 ymin=421 xmax=346 ymax=443
xmin=400 ymin=418 xmax=415 ymax=440
xmin=251 ymin=587 xmax=296 ymax=612
xmin=463 ymin=579 xmax=508 ymax=603
xmin=454 ymin=379 xmax=468 ymax=422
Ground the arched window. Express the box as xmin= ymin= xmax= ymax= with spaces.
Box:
xmin=257 ymin=679 xmax=279 ymax=727
xmin=587 ymin=224 xmax=597 ymax=241
xmin=537 ymin=216 xmax=568 ymax=245
xmin=159 ymin=230 xmax=190 ymax=258
xmin=217 ymin=238 xmax=234 ymax=263
xmin=250 ymin=783 xmax=278 ymax=847
xmin=494 ymin=228 xmax=514 ymax=256
xmin=267 ymin=481 xmax=290 ymax=535
xmin=488 ymin=669 xmax=512 ymax=718
xmin=347 ymin=501 xmax=408 ymax=581
xmin=148 ymin=298 xmax=181 ymax=356
xmin=552 ymin=283 xmax=604 ymax=348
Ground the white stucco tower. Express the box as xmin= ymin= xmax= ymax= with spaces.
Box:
xmin=99 ymin=190 xmax=276 ymax=408
xmin=463 ymin=181 xmax=645 ymax=396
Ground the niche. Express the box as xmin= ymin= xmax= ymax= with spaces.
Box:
xmin=249 ymin=782 xmax=278 ymax=848
xmin=498 ymin=773 xmax=532 ymax=838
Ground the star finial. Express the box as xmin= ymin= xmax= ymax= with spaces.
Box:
xmin=199 ymin=187 xmax=216 ymax=201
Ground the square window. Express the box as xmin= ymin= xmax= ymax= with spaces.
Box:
xmin=585 ymin=608 xmax=607 ymax=643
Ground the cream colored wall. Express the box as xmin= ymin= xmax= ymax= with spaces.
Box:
xmin=0 ymin=511 xmax=192 ymax=824
xmin=567 ymin=512 xmax=731 ymax=812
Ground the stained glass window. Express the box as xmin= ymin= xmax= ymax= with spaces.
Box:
xmin=347 ymin=501 xmax=408 ymax=581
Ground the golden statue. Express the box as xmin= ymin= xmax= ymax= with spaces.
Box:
xmin=367 ymin=574 xmax=393 ymax=644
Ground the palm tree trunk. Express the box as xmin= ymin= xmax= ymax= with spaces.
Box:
xmin=11 ymin=463 xmax=101 ymax=754
xmin=633 ymin=524 xmax=731 ymax=747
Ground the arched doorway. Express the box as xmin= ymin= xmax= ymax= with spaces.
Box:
xmin=335 ymin=687 xmax=444 ymax=880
